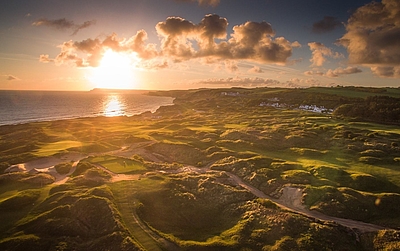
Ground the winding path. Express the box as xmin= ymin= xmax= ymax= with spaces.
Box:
xmin=7 ymin=147 xmax=395 ymax=234
xmin=225 ymin=172 xmax=391 ymax=233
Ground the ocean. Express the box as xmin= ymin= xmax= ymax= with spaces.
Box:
xmin=0 ymin=90 xmax=174 ymax=126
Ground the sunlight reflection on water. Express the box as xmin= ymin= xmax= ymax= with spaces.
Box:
xmin=103 ymin=95 xmax=126 ymax=117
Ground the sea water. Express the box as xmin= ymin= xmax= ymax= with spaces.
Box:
xmin=0 ymin=90 xmax=174 ymax=126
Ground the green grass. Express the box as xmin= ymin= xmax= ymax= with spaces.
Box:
xmin=305 ymin=86 xmax=400 ymax=99
xmin=0 ymin=186 xmax=51 ymax=238
xmin=109 ymin=181 xmax=164 ymax=251
xmin=34 ymin=140 xmax=82 ymax=156
xmin=87 ymin=155 xmax=146 ymax=174
xmin=1 ymin=86 xmax=400 ymax=249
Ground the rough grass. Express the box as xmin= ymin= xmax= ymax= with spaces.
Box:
xmin=0 ymin=189 xmax=41 ymax=211
xmin=5 ymin=185 xmax=143 ymax=251
xmin=1 ymin=87 xmax=400 ymax=249
xmin=136 ymin=173 xmax=252 ymax=243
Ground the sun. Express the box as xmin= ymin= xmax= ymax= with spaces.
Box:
xmin=88 ymin=50 xmax=137 ymax=90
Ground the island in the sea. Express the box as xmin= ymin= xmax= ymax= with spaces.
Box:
xmin=1 ymin=86 xmax=400 ymax=250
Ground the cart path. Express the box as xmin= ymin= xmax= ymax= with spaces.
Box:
xmin=225 ymin=171 xmax=391 ymax=233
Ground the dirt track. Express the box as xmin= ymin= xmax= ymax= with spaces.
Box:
xmin=225 ymin=172 xmax=390 ymax=233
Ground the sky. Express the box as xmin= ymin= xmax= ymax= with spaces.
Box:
xmin=1 ymin=0 xmax=399 ymax=91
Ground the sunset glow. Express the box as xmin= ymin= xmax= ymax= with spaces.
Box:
xmin=1 ymin=0 xmax=399 ymax=90
xmin=1 ymin=0 xmax=400 ymax=248
xmin=87 ymin=50 xmax=137 ymax=90
xmin=103 ymin=95 xmax=125 ymax=117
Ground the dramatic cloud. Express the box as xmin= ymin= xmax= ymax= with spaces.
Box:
xmin=32 ymin=18 xmax=96 ymax=35
xmin=312 ymin=16 xmax=341 ymax=34
xmin=370 ymin=66 xmax=400 ymax=78
xmin=44 ymin=14 xmax=297 ymax=68
xmin=45 ymin=31 xmax=158 ymax=67
xmin=304 ymin=66 xmax=362 ymax=78
xmin=308 ymin=42 xmax=343 ymax=67
xmin=339 ymin=0 xmax=400 ymax=78
xmin=175 ymin=0 xmax=220 ymax=7
xmin=157 ymin=14 xmax=296 ymax=64
xmin=127 ymin=30 xmax=159 ymax=60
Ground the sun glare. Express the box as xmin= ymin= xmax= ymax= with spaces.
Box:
xmin=88 ymin=50 xmax=137 ymax=90
xmin=103 ymin=95 xmax=125 ymax=117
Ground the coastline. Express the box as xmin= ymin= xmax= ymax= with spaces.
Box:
xmin=0 ymin=90 xmax=175 ymax=126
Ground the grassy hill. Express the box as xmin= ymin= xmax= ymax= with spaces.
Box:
xmin=1 ymin=87 xmax=400 ymax=250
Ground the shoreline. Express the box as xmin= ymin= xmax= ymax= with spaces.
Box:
xmin=0 ymin=91 xmax=175 ymax=127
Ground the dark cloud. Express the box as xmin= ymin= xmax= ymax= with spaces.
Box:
xmin=198 ymin=14 xmax=228 ymax=48
xmin=72 ymin=20 xmax=97 ymax=35
xmin=312 ymin=16 xmax=341 ymax=34
xmin=370 ymin=66 xmax=400 ymax=78
xmin=32 ymin=18 xmax=96 ymax=35
xmin=339 ymin=0 xmax=400 ymax=78
xmin=156 ymin=16 xmax=197 ymax=60
xmin=32 ymin=18 xmax=75 ymax=30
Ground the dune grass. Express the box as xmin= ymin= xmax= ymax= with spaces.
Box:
xmin=1 ymin=86 xmax=400 ymax=249
xmin=109 ymin=180 xmax=164 ymax=251
xmin=34 ymin=140 xmax=82 ymax=157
